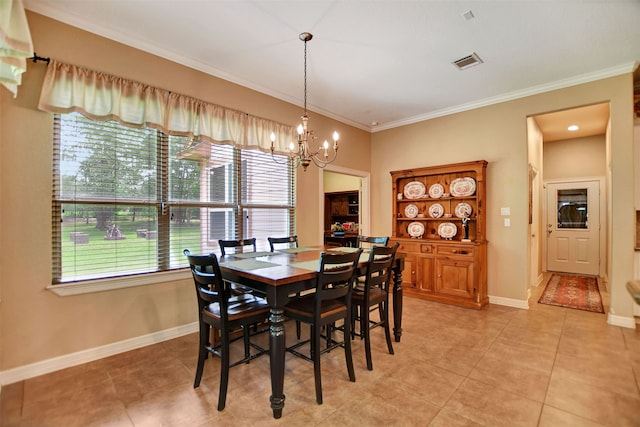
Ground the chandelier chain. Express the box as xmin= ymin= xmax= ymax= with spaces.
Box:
xmin=303 ymin=38 xmax=308 ymax=115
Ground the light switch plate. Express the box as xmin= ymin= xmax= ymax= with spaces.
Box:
xmin=504 ymin=218 xmax=511 ymax=227
xmin=500 ymin=207 xmax=510 ymax=216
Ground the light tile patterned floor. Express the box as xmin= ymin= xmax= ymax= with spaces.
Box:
xmin=2 ymin=275 xmax=639 ymax=426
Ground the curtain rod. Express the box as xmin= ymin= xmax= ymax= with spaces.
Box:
xmin=30 ymin=53 xmax=50 ymax=65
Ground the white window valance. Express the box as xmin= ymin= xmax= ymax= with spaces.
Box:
xmin=38 ymin=60 xmax=297 ymax=153
xmin=0 ymin=0 xmax=34 ymax=98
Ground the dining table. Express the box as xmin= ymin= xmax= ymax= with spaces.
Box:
xmin=218 ymin=245 xmax=405 ymax=419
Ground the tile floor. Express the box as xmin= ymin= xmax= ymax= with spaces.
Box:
xmin=2 ymin=275 xmax=640 ymax=426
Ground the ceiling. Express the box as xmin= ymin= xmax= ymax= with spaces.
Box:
xmin=23 ymin=0 xmax=639 ymax=135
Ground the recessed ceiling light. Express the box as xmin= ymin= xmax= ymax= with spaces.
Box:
xmin=567 ymin=125 xmax=579 ymax=131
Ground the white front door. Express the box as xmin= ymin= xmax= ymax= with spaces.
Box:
xmin=546 ymin=180 xmax=600 ymax=275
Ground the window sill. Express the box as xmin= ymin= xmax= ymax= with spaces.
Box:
xmin=46 ymin=269 xmax=191 ymax=296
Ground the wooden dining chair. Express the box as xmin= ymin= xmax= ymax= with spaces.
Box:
xmin=351 ymin=243 xmax=399 ymax=370
xmin=218 ymin=238 xmax=259 ymax=296
xmin=268 ymin=235 xmax=303 ymax=337
xmin=183 ymin=249 xmax=269 ymax=411
xmin=356 ymin=235 xmax=389 ymax=248
xmin=267 ymin=235 xmax=298 ymax=252
xmin=218 ymin=238 xmax=257 ymax=256
xmin=355 ymin=235 xmax=390 ymax=284
xmin=283 ymin=249 xmax=362 ymax=404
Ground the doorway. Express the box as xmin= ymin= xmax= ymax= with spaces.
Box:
xmin=320 ymin=166 xmax=370 ymax=240
xmin=545 ymin=180 xmax=601 ymax=275
xmin=528 ymin=102 xmax=609 ymax=289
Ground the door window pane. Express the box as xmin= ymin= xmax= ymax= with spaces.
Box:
xmin=557 ymin=188 xmax=587 ymax=229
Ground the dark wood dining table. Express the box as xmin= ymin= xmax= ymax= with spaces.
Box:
xmin=218 ymin=245 xmax=405 ymax=419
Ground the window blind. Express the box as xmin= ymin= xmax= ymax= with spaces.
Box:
xmin=53 ymin=113 xmax=295 ymax=284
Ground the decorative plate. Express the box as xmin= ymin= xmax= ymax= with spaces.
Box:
xmin=407 ymin=222 xmax=425 ymax=238
xmin=428 ymin=203 xmax=444 ymax=218
xmin=438 ymin=222 xmax=457 ymax=240
xmin=454 ymin=202 xmax=472 ymax=218
xmin=403 ymin=181 xmax=426 ymax=199
xmin=450 ymin=177 xmax=476 ymax=197
xmin=428 ymin=183 xmax=444 ymax=198
xmin=404 ymin=204 xmax=419 ymax=218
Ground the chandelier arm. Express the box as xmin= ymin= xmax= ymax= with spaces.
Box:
xmin=309 ymin=149 xmax=338 ymax=168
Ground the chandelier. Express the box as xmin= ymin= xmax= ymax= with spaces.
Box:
xmin=270 ymin=32 xmax=339 ymax=171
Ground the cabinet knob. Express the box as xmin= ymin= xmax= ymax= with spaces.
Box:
xmin=452 ymin=249 xmax=457 ymax=253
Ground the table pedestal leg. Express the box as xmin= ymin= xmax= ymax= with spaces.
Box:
xmin=392 ymin=260 xmax=404 ymax=342
xmin=269 ymin=307 xmax=286 ymax=418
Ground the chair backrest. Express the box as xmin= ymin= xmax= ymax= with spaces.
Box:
xmin=268 ymin=235 xmax=298 ymax=252
xmin=314 ymin=249 xmax=362 ymax=315
xmin=363 ymin=243 xmax=399 ymax=295
xmin=357 ymin=235 xmax=389 ymax=248
xmin=218 ymin=238 xmax=257 ymax=256
xmin=183 ymin=249 xmax=229 ymax=323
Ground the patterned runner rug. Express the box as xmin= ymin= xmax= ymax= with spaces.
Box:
xmin=538 ymin=273 xmax=604 ymax=313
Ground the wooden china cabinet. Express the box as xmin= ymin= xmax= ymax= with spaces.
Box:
xmin=389 ymin=160 xmax=488 ymax=309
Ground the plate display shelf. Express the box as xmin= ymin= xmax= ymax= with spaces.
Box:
xmin=390 ymin=160 xmax=488 ymax=310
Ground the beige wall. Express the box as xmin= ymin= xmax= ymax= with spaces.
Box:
xmin=371 ymin=76 xmax=635 ymax=317
xmin=527 ymin=117 xmax=544 ymax=288
xmin=543 ymin=135 xmax=607 ymax=180
xmin=0 ymin=12 xmax=370 ymax=372
xmin=323 ymin=171 xmax=361 ymax=193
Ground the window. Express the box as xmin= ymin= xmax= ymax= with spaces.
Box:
xmin=556 ymin=188 xmax=588 ymax=229
xmin=53 ymin=113 xmax=295 ymax=284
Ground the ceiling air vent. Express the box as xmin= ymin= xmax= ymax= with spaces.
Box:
xmin=452 ymin=52 xmax=483 ymax=70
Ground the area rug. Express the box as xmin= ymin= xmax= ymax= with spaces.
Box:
xmin=538 ymin=273 xmax=604 ymax=313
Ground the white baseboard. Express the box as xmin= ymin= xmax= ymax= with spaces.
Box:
xmin=607 ymin=313 xmax=636 ymax=329
xmin=489 ymin=295 xmax=530 ymax=309
xmin=0 ymin=322 xmax=198 ymax=386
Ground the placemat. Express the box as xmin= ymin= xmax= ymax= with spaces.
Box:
xmin=328 ymin=247 xmax=360 ymax=253
xmin=290 ymin=254 xmax=369 ymax=271
xmin=289 ymin=260 xmax=321 ymax=271
xmin=228 ymin=251 xmax=273 ymax=259
xmin=276 ymin=247 xmax=317 ymax=254
xmin=220 ymin=259 xmax=280 ymax=271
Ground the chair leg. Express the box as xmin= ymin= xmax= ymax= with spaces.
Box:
xmin=312 ymin=324 xmax=323 ymax=404
xmin=243 ymin=325 xmax=251 ymax=362
xmin=362 ymin=304 xmax=373 ymax=371
xmin=218 ymin=330 xmax=230 ymax=411
xmin=343 ymin=311 xmax=356 ymax=382
xmin=296 ymin=320 xmax=301 ymax=339
xmin=194 ymin=323 xmax=209 ymax=388
xmin=350 ymin=305 xmax=358 ymax=340
xmin=381 ymin=301 xmax=395 ymax=355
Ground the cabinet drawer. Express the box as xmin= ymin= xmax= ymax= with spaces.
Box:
xmin=420 ymin=244 xmax=434 ymax=254
xmin=396 ymin=242 xmax=419 ymax=253
xmin=436 ymin=245 xmax=475 ymax=257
